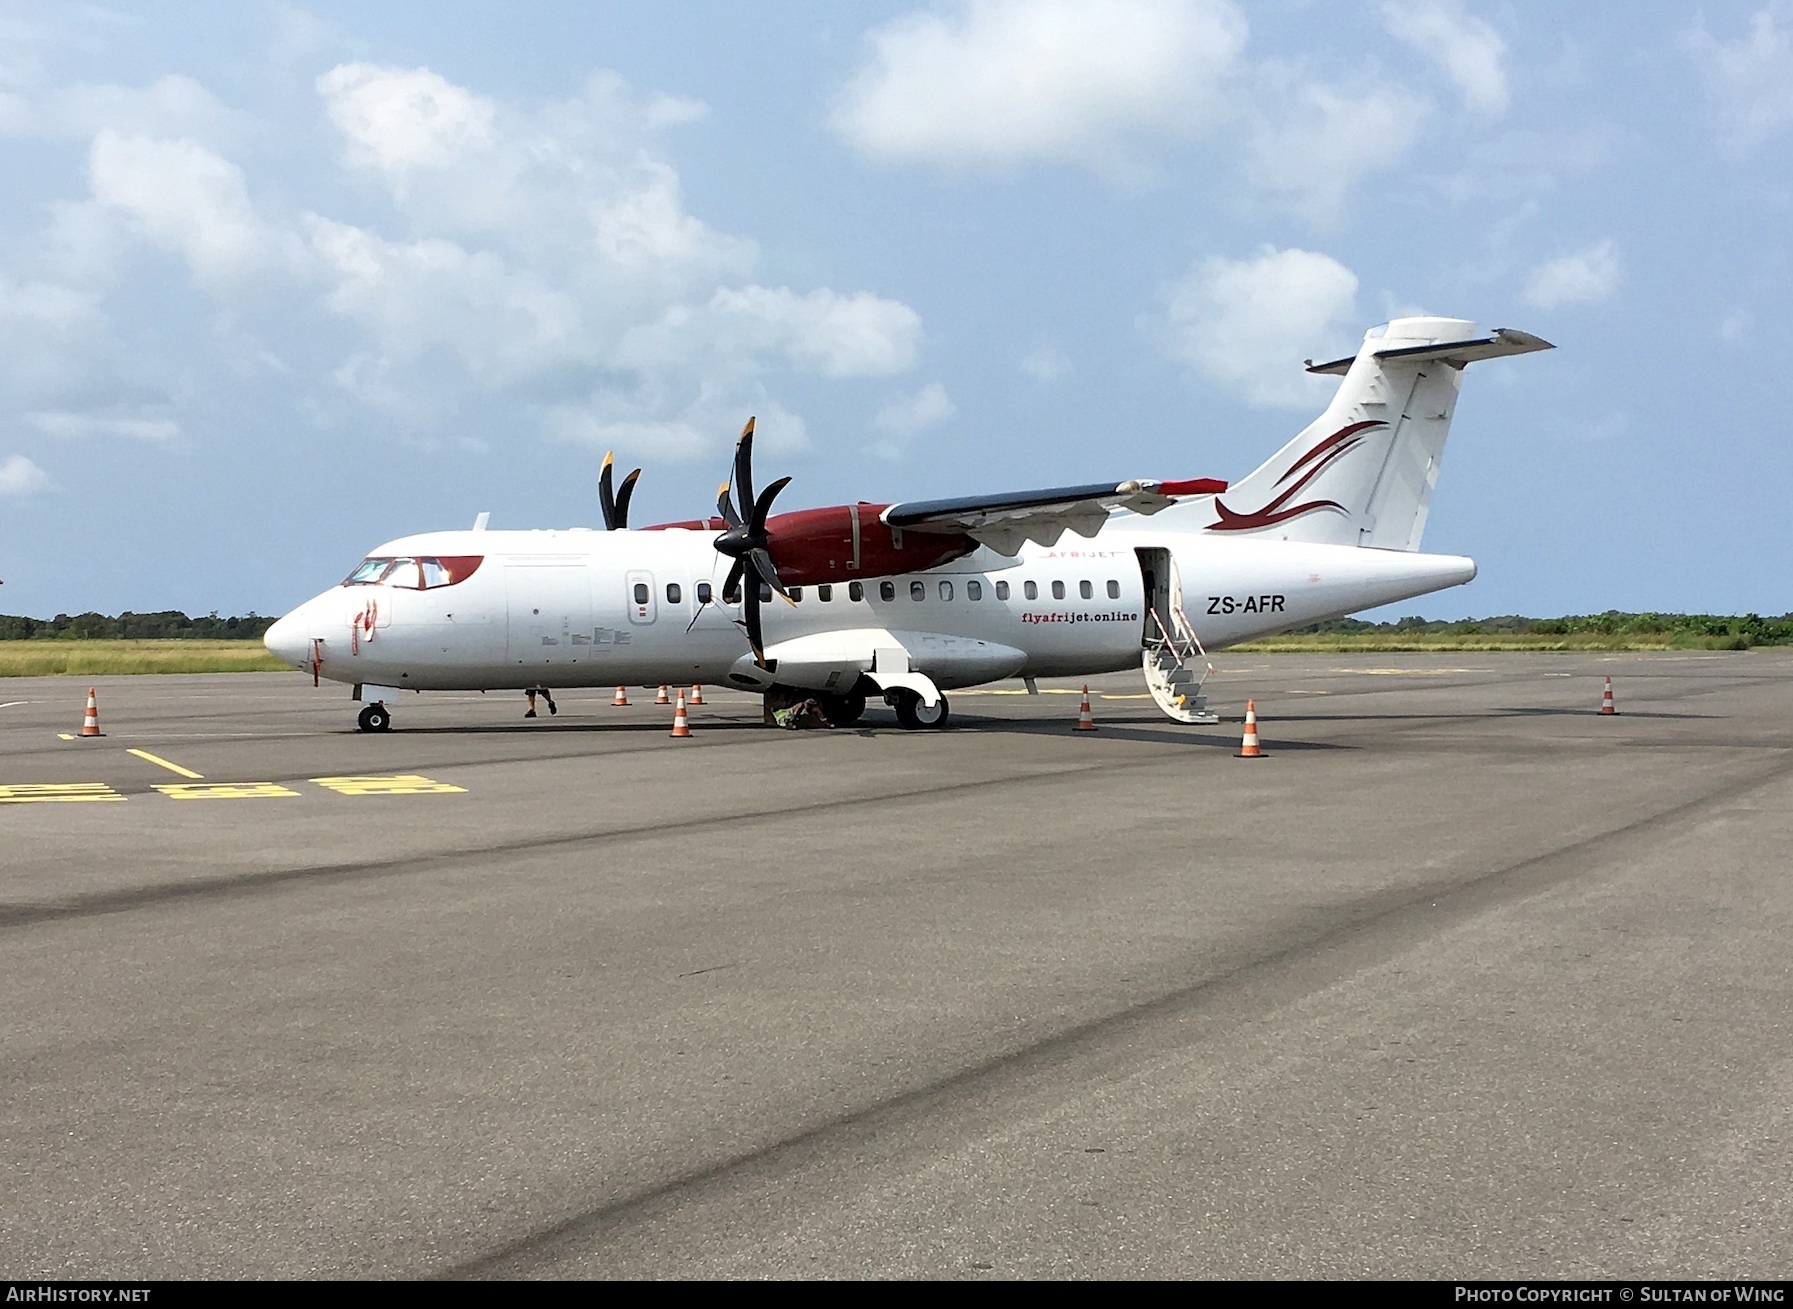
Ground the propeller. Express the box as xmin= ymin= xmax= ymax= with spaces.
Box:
xmin=598 ymin=451 xmax=641 ymax=530
xmin=712 ymin=416 xmax=792 ymax=665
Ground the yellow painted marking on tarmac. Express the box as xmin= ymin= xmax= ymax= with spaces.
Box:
xmin=154 ymin=782 xmax=299 ymax=800
xmin=312 ymin=774 xmax=466 ymax=796
xmin=127 ymin=748 xmax=205 ymax=779
xmin=57 ymin=733 xmax=76 ymax=741
xmin=1098 ymin=693 xmax=1154 ymax=700
xmin=0 ymin=783 xmax=125 ymax=804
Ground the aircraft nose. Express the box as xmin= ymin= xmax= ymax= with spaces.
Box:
xmin=263 ymin=611 xmax=308 ymax=669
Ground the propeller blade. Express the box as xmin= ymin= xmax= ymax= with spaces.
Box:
xmin=717 ymin=481 xmax=741 ymax=530
xmin=750 ymin=475 xmax=792 ymax=534
xmin=599 ymin=452 xmax=617 ymax=530
xmin=747 ymin=547 xmax=786 ymax=596
xmin=614 ymin=468 xmax=639 ymax=529
xmin=742 ymin=580 xmax=764 ymax=664
xmin=722 ymin=557 xmax=746 ymax=603
xmin=732 ymin=417 xmax=757 ymax=522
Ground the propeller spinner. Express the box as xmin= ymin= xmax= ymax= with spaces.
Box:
xmin=599 ymin=452 xmax=641 ymax=531
xmin=712 ymin=417 xmax=792 ymax=665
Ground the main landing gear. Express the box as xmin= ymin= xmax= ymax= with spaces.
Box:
xmin=889 ymin=688 xmax=949 ymax=730
xmin=357 ymin=703 xmax=392 ymax=733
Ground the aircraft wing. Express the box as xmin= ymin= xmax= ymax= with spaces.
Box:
xmin=883 ymin=477 xmax=1227 ymax=556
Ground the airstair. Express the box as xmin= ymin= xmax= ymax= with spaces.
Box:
xmin=1143 ymin=597 xmax=1219 ymax=724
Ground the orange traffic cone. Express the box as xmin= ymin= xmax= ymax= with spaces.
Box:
xmin=1599 ymin=676 xmax=1616 ymax=716
xmin=1074 ymin=685 xmax=1097 ymax=732
xmin=655 ymin=684 xmax=671 ymax=705
xmin=80 ymin=686 xmax=104 ymax=737
xmin=1235 ymin=699 xmax=1264 ymax=758
xmin=670 ymin=689 xmax=692 ymax=738
xmin=613 ymin=685 xmax=630 ymax=706
xmin=689 ymin=684 xmax=705 ymax=705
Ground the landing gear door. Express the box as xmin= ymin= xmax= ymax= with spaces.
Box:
xmin=625 ymin=570 xmax=657 ymax=626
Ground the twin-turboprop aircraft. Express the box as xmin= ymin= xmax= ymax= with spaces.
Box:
xmin=262 ymin=317 xmax=1551 ymax=732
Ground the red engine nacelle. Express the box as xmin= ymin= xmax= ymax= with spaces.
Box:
xmin=765 ymin=503 xmax=976 ymax=586
xmin=639 ymin=503 xmax=976 ymax=585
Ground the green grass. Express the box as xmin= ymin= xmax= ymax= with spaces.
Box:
xmin=0 ymin=640 xmax=290 ymax=677
xmin=1229 ymin=632 xmax=1750 ymax=653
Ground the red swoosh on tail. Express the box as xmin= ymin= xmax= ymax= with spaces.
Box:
xmin=1210 ymin=419 xmax=1387 ymax=532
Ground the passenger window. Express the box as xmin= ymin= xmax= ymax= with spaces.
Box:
xmin=850 ymin=581 xmax=864 ymax=602
xmin=1023 ymin=581 xmax=1037 ymax=600
xmin=666 ymin=582 xmax=682 ymax=604
xmin=1052 ymin=581 xmax=1065 ymax=600
xmin=967 ymin=580 xmax=981 ymax=601
xmin=633 ymin=583 xmax=649 ymax=605
xmin=818 ymin=584 xmax=832 ymax=602
xmin=790 ymin=586 xmax=802 ymax=602
xmin=939 ymin=580 xmax=953 ymax=601
xmin=697 ymin=581 xmax=713 ymax=604
xmin=1079 ymin=580 xmax=1091 ymax=600
xmin=723 ymin=578 xmax=741 ymax=604
xmin=996 ymin=580 xmax=1010 ymax=600
xmin=910 ymin=580 xmax=925 ymax=601
xmin=880 ymin=581 xmax=895 ymax=602
xmin=1107 ymin=579 xmax=1120 ymax=599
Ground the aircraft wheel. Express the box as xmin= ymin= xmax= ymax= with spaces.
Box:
xmin=357 ymin=703 xmax=392 ymax=733
xmin=820 ymin=691 xmax=866 ymax=726
xmin=891 ymin=690 xmax=949 ymax=730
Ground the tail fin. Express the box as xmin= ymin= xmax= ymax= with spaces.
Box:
xmin=1207 ymin=317 xmax=1551 ymax=550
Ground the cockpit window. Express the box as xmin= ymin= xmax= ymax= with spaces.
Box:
xmin=343 ymin=555 xmax=483 ymax=589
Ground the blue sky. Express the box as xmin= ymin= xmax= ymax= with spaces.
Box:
xmin=0 ymin=1 xmax=1788 ymax=621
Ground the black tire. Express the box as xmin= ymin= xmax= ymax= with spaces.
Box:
xmin=891 ymin=690 xmax=949 ymax=730
xmin=820 ymin=691 xmax=866 ymax=726
xmin=357 ymin=703 xmax=391 ymax=733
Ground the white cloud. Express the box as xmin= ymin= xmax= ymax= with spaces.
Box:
xmin=1158 ymin=246 xmax=1359 ymax=408
xmin=317 ymin=63 xmax=495 ymax=172
xmin=1382 ymin=0 xmax=1508 ymax=116
xmin=0 ymin=454 xmax=51 ymax=497
xmin=1020 ymin=343 xmax=1072 ymax=383
xmin=1522 ymin=240 xmax=1621 ymax=310
xmin=1244 ymin=78 xmax=1428 ymax=223
xmin=870 ymin=382 xmax=955 ymax=460
xmin=832 ymin=0 xmax=1247 ymax=170
xmin=298 ymin=67 xmax=921 ymax=452
xmin=708 ymin=286 xmax=923 ymax=379
xmin=28 ymin=411 xmax=179 ymax=441
xmin=1690 ymin=4 xmax=1793 ymax=158
xmin=0 ymin=57 xmax=925 ymax=465
xmin=88 ymin=131 xmax=282 ymax=289
xmin=4 ymin=74 xmax=254 ymax=148
xmin=875 ymin=382 xmax=956 ymax=434
xmin=307 ymin=217 xmax=584 ymax=386
xmin=0 ymin=277 xmax=107 ymax=402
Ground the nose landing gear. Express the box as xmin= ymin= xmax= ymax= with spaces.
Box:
xmin=357 ymin=703 xmax=392 ymax=732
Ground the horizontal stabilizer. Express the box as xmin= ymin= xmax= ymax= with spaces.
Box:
xmin=1305 ymin=327 xmax=1553 ymax=376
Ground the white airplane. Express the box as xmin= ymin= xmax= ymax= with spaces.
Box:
xmin=263 ymin=316 xmax=1550 ymax=732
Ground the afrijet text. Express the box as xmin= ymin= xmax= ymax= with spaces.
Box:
xmin=1019 ymin=611 xmax=1141 ymax=625
xmin=1208 ymin=595 xmax=1286 ymax=615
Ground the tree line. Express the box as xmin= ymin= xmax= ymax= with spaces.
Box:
xmin=0 ymin=612 xmax=275 ymax=641
xmin=1294 ymin=611 xmax=1793 ymax=648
